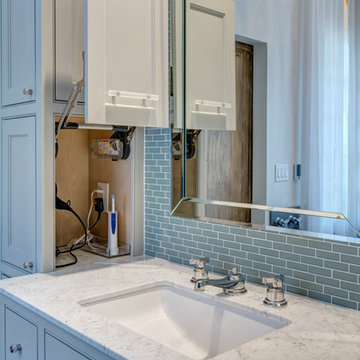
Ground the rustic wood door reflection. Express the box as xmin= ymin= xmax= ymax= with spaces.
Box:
xmin=204 ymin=42 xmax=253 ymax=222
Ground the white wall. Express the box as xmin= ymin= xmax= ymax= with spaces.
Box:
xmin=234 ymin=0 xmax=300 ymax=209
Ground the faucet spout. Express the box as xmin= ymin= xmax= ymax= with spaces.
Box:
xmin=194 ymin=267 xmax=247 ymax=295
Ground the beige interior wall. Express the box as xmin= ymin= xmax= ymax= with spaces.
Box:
xmin=88 ymin=130 xmax=131 ymax=246
xmin=55 ymin=117 xmax=89 ymax=247
xmin=56 ymin=120 xmax=131 ymax=248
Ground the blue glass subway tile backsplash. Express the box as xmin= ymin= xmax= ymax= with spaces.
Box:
xmin=144 ymin=128 xmax=360 ymax=311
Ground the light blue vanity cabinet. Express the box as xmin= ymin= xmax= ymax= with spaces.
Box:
xmin=1 ymin=0 xmax=36 ymax=106
xmin=0 ymin=295 xmax=116 ymax=360
xmin=1 ymin=117 xmax=36 ymax=274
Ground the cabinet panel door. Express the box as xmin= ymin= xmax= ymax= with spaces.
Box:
xmin=5 ymin=308 xmax=38 ymax=360
xmin=45 ymin=333 xmax=91 ymax=360
xmin=1 ymin=117 xmax=36 ymax=273
xmin=186 ymin=0 xmax=235 ymax=130
xmin=85 ymin=0 xmax=168 ymax=127
xmin=55 ymin=0 xmax=85 ymax=103
xmin=1 ymin=0 xmax=36 ymax=106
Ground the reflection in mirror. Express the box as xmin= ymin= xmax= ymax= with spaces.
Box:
xmin=171 ymin=130 xmax=187 ymax=211
xmin=171 ymin=0 xmax=360 ymax=238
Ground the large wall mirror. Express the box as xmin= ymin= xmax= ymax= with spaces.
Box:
xmin=171 ymin=0 xmax=360 ymax=239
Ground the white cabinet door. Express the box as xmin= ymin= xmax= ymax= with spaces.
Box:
xmin=85 ymin=0 xmax=168 ymax=127
xmin=186 ymin=0 xmax=235 ymax=131
xmin=1 ymin=117 xmax=36 ymax=273
xmin=1 ymin=0 xmax=36 ymax=106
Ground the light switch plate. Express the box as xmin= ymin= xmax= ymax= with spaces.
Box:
xmin=97 ymin=182 xmax=109 ymax=212
xmin=275 ymin=164 xmax=289 ymax=182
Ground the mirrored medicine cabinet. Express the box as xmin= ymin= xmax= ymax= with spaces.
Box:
xmin=170 ymin=0 xmax=360 ymax=240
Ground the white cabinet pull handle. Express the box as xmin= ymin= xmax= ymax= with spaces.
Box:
xmin=10 ymin=344 xmax=22 ymax=353
xmin=194 ymin=99 xmax=232 ymax=109
xmin=23 ymin=262 xmax=33 ymax=270
xmin=108 ymin=90 xmax=159 ymax=102
xmin=23 ymin=88 xmax=33 ymax=95
xmin=106 ymin=90 xmax=159 ymax=111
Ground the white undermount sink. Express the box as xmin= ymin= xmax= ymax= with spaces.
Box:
xmin=79 ymin=282 xmax=290 ymax=359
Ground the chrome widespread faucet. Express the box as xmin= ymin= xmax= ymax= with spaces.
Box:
xmin=193 ymin=266 xmax=247 ymax=296
xmin=189 ymin=259 xmax=287 ymax=305
xmin=262 ymin=275 xmax=287 ymax=307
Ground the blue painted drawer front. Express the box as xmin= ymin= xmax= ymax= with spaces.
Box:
xmin=1 ymin=116 xmax=36 ymax=273
xmin=1 ymin=0 xmax=36 ymax=106
xmin=5 ymin=307 xmax=38 ymax=360
xmin=45 ymin=333 xmax=91 ymax=360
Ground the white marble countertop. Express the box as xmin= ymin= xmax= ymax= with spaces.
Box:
xmin=1 ymin=252 xmax=360 ymax=360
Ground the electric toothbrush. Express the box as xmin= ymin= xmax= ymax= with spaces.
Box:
xmin=108 ymin=195 xmax=118 ymax=256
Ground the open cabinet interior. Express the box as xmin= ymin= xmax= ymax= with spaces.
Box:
xmin=55 ymin=117 xmax=131 ymax=257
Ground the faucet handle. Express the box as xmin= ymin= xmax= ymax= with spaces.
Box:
xmin=189 ymin=257 xmax=209 ymax=268
xmin=190 ymin=257 xmax=209 ymax=283
xmin=262 ymin=275 xmax=284 ymax=289
xmin=288 ymin=215 xmax=301 ymax=225
xmin=262 ymin=275 xmax=287 ymax=307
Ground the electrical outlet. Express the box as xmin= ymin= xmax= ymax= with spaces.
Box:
xmin=97 ymin=182 xmax=109 ymax=212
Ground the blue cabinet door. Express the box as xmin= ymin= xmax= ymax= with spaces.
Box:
xmin=45 ymin=333 xmax=91 ymax=360
xmin=5 ymin=308 xmax=38 ymax=360
xmin=1 ymin=116 xmax=36 ymax=273
xmin=1 ymin=0 xmax=36 ymax=106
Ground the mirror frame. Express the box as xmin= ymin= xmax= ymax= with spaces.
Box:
xmin=170 ymin=0 xmax=360 ymax=238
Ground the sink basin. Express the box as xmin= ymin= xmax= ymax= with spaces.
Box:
xmin=79 ymin=282 xmax=290 ymax=359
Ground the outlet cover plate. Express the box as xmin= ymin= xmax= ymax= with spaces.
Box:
xmin=97 ymin=182 xmax=109 ymax=212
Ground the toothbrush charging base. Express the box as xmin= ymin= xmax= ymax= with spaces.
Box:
xmin=82 ymin=237 xmax=130 ymax=258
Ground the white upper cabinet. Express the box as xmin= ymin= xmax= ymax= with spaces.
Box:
xmin=186 ymin=0 xmax=235 ymax=131
xmin=1 ymin=0 xmax=36 ymax=106
xmin=85 ymin=0 xmax=169 ymax=127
